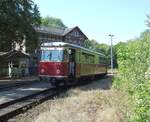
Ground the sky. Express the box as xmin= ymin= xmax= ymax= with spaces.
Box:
xmin=34 ymin=0 xmax=150 ymax=45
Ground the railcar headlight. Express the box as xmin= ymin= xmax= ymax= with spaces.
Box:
xmin=56 ymin=69 xmax=60 ymax=74
xmin=41 ymin=69 xmax=45 ymax=73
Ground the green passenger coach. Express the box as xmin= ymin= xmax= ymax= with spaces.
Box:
xmin=39 ymin=42 xmax=107 ymax=86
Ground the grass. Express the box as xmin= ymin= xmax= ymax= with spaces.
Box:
xmin=34 ymin=79 xmax=127 ymax=122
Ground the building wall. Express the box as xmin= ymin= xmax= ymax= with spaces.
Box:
xmin=0 ymin=58 xmax=29 ymax=77
xmin=64 ymin=28 xmax=86 ymax=46
xmin=38 ymin=28 xmax=86 ymax=46
xmin=38 ymin=33 xmax=63 ymax=44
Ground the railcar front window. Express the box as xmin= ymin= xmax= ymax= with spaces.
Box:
xmin=41 ymin=50 xmax=64 ymax=61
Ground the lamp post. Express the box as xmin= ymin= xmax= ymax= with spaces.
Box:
xmin=108 ymin=34 xmax=114 ymax=74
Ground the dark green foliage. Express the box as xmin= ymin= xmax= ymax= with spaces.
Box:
xmin=145 ymin=15 xmax=150 ymax=28
xmin=113 ymin=32 xmax=150 ymax=121
xmin=41 ymin=16 xmax=66 ymax=29
xmin=0 ymin=0 xmax=41 ymax=52
xmin=84 ymin=39 xmax=98 ymax=50
xmin=140 ymin=29 xmax=150 ymax=38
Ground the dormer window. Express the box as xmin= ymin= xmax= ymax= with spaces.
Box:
xmin=74 ymin=31 xmax=79 ymax=37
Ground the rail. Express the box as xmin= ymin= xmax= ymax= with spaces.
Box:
xmin=0 ymin=87 xmax=66 ymax=122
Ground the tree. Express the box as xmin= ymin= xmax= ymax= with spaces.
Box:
xmin=84 ymin=39 xmax=109 ymax=53
xmin=145 ymin=15 xmax=150 ymax=28
xmin=84 ymin=39 xmax=99 ymax=51
xmin=0 ymin=0 xmax=41 ymax=52
xmin=140 ymin=29 xmax=150 ymax=38
xmin=41 ymin=16 xmax=66 ymax=29
xmin=84 ymin=39 xmax=118 ymax=68
xmin=96 ymin=43 xmax=109 ymax=55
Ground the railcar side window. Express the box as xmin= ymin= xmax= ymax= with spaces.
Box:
xmin=99 ymin=56 xmax=106 ymax=64
xmin=82 ymin=52 xmax=94 ymax=64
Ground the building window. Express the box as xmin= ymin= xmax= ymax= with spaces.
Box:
xmin=74 ymin=40 xmax=77 ymax=44
xmin=78 ymin=41 xmax=81 ymax=45
xmin=74 ymin=31 xmax=79 ymax=37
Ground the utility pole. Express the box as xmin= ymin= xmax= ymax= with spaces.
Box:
xmin=108 ymin=34 xmax=114 ymax=74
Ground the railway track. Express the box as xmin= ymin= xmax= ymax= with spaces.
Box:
xmin=0 ymin=87 xmax=66 ymax=122
xmin=0 ymin=76 xmax=110 ymax=122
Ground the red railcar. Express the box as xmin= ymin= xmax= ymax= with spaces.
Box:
xmin=39 ymin=42 xmax=107 ymax=86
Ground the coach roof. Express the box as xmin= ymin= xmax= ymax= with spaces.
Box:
xmin=41 ymin=42 xmax=106 ymax=57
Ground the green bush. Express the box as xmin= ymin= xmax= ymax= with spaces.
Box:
xmin=113 ymin=33 xmax=150 ymax=121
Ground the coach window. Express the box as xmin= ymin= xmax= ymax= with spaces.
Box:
xmin=82 ymin=53 xmax=85 ymax=63
xmin=103 ymin=57 xmax=107 ymax=64
xmin=90 ymin=55 xmax=94 ymax=64
xmin=81 ymin=53 xmax=86 ymax=63
xmin=99 ymin=56 xmax=106 ymax=64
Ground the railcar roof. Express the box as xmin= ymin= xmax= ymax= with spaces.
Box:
xmin=41 ymin=42 xmax=106 ymax=57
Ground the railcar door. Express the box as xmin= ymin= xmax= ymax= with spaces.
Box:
xmin=68 ymin=49 xmax=76 ymax=78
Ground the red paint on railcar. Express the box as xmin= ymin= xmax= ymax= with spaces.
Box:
xmin=39 ymin=62 xmax=68 ymax=76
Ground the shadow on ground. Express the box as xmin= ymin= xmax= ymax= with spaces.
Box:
xmin=79 ymin=75 xmax=113 ymax=91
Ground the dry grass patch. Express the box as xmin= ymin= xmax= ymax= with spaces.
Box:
xmin=35 ymin=80 xmax=125 ymax=122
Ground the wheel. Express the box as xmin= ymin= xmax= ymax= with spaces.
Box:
xmin=39 ymin=77 xmax=43 ymax=81
xmin=63 ymin=80 xmax=69 ymax=87
xmin=51 ymin=78 xmax=60 ymax=87
xmin=91 ymin=75 xmax=95 ymax=81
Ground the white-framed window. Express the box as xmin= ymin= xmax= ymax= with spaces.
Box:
xmin=74 ymin=31 xmax=79 ymax=37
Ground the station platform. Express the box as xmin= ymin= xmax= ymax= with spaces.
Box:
xmin=0 ymin=79 xmax=51 ymax=105
xmin=0 ymin=76 xmax=39 ymax=89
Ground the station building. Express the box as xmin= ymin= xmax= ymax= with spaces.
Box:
xmin=35 ymin=26 xmax=88 ymax=46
